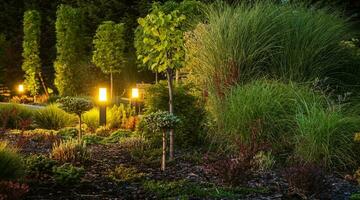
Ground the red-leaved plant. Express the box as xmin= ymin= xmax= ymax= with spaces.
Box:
xmin=0 ymin=181 xmax=29 ymax=200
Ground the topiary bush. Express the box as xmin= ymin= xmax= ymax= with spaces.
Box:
xmin=141 ymin=82 xmax=205 ymax=148
xmin=0 ymin=141 xmax=25 ymax=180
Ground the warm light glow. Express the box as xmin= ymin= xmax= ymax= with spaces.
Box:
xmin=132 ymin=88 xmax=139 ymax=98
xmin=18 ymin=84 xmax=24 ymax=93
xmin=99 ymin=88 xmax=107 ymax=102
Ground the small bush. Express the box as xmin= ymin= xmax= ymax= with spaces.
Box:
xmin=82 ymin=108 xmax=99 ymax=132
xmin=82 ymin=134 xmax=104 ymax=145
xmin=284 ymin=163 xmax=327 ymax=198
xmin=57 ymin=127 xmax=78 ymax=140
xmin=0 ymin=181 xmax=29 ymax=200
xmin=25 ymin=155 xmax=57 ymax=178
xmin=102 ymin=129 xmax=132 ymax=143
xmin=108 ymin=164 xmax=145 ymax=183
xmin=94 ymin=126 xmax=111 ymax=137
xmin=0 ymin=141 xmax=25 ymax=180
xmin=52 ymin=163 xmax=84 ymax=185
xmin=107 ymin=104 xmax=135 ymax=129
xmin=33 ymin=104 xmax=76 ymax=130
xmin=51 ymin=139 xmax=89 ymax=164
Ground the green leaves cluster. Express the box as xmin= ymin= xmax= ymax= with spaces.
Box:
xmin=136 ymin=10 xmax=186 ymax=73
xmin=54 ymin=5 xmax=87 ymax=96
xmin=22 ymin=10 xmax=41 ymax=96
xmin=142 ymin=111 xmax=180 ymax=132
xmin=57 ymin=97 xmax=93 ymax=116
xmin=92 ymin=21 xmax=125 ymax=74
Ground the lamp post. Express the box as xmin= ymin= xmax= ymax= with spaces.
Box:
xmin=99 ymin=87 xmax=107 ymax=126
xmin=131 ymin=88 xmax=139 ymax=115
xmin=18 ymin=84 xmax=24 ymax=94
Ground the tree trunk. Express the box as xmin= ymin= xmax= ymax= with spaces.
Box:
xmin=78 ymin=115 xmax=82 ymax=141
xmin=161 ymin=130 xmax=166 ymax=171
xmin=166 ymin=68 xmax=174 ymax=160
xmin=155 ymin=72 xmax=158 ymax=84
xmin=175 ymin=69 xmax=179 ymax=84
xmin=110 ymin=72 xmax=113 ymax=102
xmin=38 ymin=72 xmax=49 ymax=96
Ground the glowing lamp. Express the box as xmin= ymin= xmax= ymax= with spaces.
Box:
xmin=132 ymin=88 xmax=139 ymax=99
xmin=18 ymin=84 xmax=24 ymax=93
xmin=99 ymin=88 xmax=107 ymax=102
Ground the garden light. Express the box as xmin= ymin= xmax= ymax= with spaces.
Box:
xmin=18 ymin=84 xmax=24 ymax=93
xmin=99 ymin=87 xmax=107 ymax=102
xmin=131 ymin=88 xmax=139 ymax=99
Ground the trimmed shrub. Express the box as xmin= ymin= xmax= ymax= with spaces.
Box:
xmin=33 ymin=104 xmax=76 ymax=130
xmin=141 ymin=82 xmax=206 ymax=147
xmin=0 ymin=141 xmax=25 ymax=180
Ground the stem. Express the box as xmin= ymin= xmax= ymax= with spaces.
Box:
xmin=167 ymin=68 xmax=174 ymax=160
xmin=38 ymin=72 xmax=49 ymax=96
xmin=79 ymin=115 xmax=82 ymax=141
xmin=162 ymin=130 xmax=166 ymax=171
xmin=110 ymin=71 xmax=113 ymax=102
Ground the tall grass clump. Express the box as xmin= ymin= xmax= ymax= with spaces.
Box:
xmin=0 ymin=141 xmax=25 ymax=180
xmin=187 ymin=1 xmax=356 ymax=98
xmin=33 ymin=104 xmax=76 ymax=130
xmin=82 ymin=108 xmax=99 ymax=131
xmin=0 ymin=104 xmax=33 ymax=129
xmin=294 ymin=105 xmax=360 ymax=169
xmin=212 ymin=80 xmax=327 ymax=153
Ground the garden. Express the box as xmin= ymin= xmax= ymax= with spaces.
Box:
xmin=1 ymin=0 xmax=360 ymax=199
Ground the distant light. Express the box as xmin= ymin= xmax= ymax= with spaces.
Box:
xmin=132 ymin=88 xmax=139 ymax=99
xmin=18 ymin=84 xmax=24 ymax=93
xmin=99 ymin=88 xmax=107 ymax=102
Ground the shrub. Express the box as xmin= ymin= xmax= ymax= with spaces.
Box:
xmin=50 ymin=139 xmax=89 ymax=164
xmin=108 ymin=164 xmax=145 ymax=183
xmin=57 ymin=127 xmax=78 ymax=140
xmin=0 ymin=181 xmax=29 ymax=200
xmin=294 ymin=105 xmax=360 ymax=169
xmin=102 ymin=129 xmax=132 ymax=143
xmin=82 ymin=134 xmax=104 ymax=145
xmin=188 ymin=1 xmax=358 ymax=96
xmin=25 ymin=155 xmax=57 ymax=178
xmin=142 ymin=82 xmax=206 ymax=147
xmin=94 ymin=126 xmax=111 ymax=137
xmin=33 ymin=104 xmax=76 ymax=130
xmin=52 ymin=163 xmax=84 ymax=185
xmin=284 ymin=163 xmax=327 ymax=198
xmin=82 ymin=108 xmax=99 ymax=132
xmin=0 ymin=141 xmax=25 ymax=180
xmin=0 ymin=104 xmax=33 ymax=130
xmin=107 ymin=103 xmax=135 ymax=129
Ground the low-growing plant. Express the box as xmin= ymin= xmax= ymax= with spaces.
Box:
xmin=33 ymin=104 xmax=76 ymax=130
xmin=119 ymin=136 xmax=145 ymax=149
xmin=284 ymin=163 xmax=327 ymax=198
xmin=51 ymin=139 xmax=89 ymax=164
xmin=82 ymin=134 xmax=104 ymax=145
xmin=25 ymin=155 xmax=57 ymax=178
xmin=0 ymin=104 xmax=33 ymax=130
xmin=57 ymin=127 xmax=78 ymax=140
xmin=102 ymin=129 xmax=132 ymax=143
xmin=0 ymin=181 xmax=29 ymax=200
xmin=252 ymin=151 xmax=275 ymax=172
xmin=108 ymin=164 xmax=145 ymax=183
xmin=94 ymin=126 xmax=111 ymax=137
xmin=82 ymin=108 xmax=99 ymax=132
xmin=52 ymin=163 xmax=84 ymax=185
xmin=0 ymin=141 xmax=25 ymax=180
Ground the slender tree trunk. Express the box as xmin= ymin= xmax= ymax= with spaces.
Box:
xmin=161 ymin=129 xmax=166 ymax=171
xmin=79 ymin=115 xmax=82 ymax=141
xmin=110 ymin=72 xmax=113 ymax=102
xmin=155 ymin=72 xmax=158 ymax=84
xmin=38 ymin=72 xmax=48 ymax=96
xmin=175 ymin=69 xmax=179 ymax=84
xmin=166 ymin=68 xmax=174 ymax=160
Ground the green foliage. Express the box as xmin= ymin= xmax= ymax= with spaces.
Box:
xmin=141 ymin=82 xmax=205 ymax=147
xmin=0 ymin=103 xmax=33 ymax=130
xmin=350 ymin=193 xmax=360 ymax=200
xmin=52 ymin=163 xmax=84 ymax=185
xmin=82 ymin=108 xmax=99 ymax=131
xmin=82 ymin=134 xmax=104 ymax=145
xmin=108 ymin=164 xmax=145 ymax=183
xmin=188 ymin=1 xmax=357 ymax=96
xmin=94 ymin=126 xmax=111 ymax=137
xmin=102 ymin=129 xmax=132 ymax=144
xmin=54 ymin=4 xmax=87 ymax=96
xmin=142 ymin=179 xmax=269 ymax=199
xmin=22 ymin=10 xmax=41 ymax=96
xmin=57 ymin=97 xmax=93 ymax=116
xmin=33 ymin=104 xmax=76 ymax=130
xmin=57 ymin=127 xmax=78 ymax=140
xmin=92 ymin=21 xmax=125 ymax=74
xmin=136 ymin=9 xmax=186 ymax=73
xmin=0 ymin=141 xmax=25 ymax=180
xmin=25 ymin=155 xmax=56 ymax=178
xmin=141 ymin=111 xmax=180 ymax=132
xmin=294 ymin=105 xmax=360 ymax=168
xmin=50 ymin=139 xmax=89 ymax=164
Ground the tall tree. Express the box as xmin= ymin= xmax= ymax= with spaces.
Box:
xmin=137 ymin=10 xmax=186 ymax=160
xmin=22 ymin=10 xmax=48 ymax=97
xmin=54 ymin=4 xmax=87 ymax=96
xmin=92 ymin=21 xmax=125 ymax=100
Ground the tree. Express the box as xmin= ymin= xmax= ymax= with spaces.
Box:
xmin=142 ymin=111 xmax=180 ymax=171
xmin=22 ymin=10 xmax=48 ymax=97
xmin=57 ymin=97 xmax=93 ymax=141
xmin=54 ymin=5 xmax=87 ymax=96
xmin=137 ymin=10 xmax=186 ymax=160
xmin=92 ymin=21 xmax=125 ymax=100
